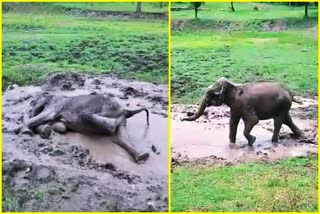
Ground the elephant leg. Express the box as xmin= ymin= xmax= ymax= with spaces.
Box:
xmin=229 ymin=116 xmax=240 ymax=143
xmin=112 ymin=125 xmax=149 ymax=163
xmin=52 ymin=122 xmax=67 ymax=134
xmin=79 ymin=112 xmax=120 ymax=135
xmin=272 ymin=116 xmax=284 ymax=142
xmin=31 ymin=97 xmax=48 ymax=117
xmin=27 ymin=110 xmax=57 ymax=130
xmin=81 ymin=113 xmax=148 ymax=163
xmin=283 ymin=113 xmax=302 ymax=137
xmin=243 ymin=116 xmax=258 ymax=146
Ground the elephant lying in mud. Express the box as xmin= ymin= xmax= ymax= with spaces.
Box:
xmin=182 ymin=77 xmax=302 ymax=145
xmin=22 ymin=93 xmax=150 ymax=163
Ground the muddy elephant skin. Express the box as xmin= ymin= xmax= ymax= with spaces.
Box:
xmin=22 ymin=93 xmax=150 ymax=163
xmin=182 ymin=77 xmax=302 ymax=145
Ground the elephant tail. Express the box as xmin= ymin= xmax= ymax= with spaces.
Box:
xmin=124 ymin=108 xmax=149 ymax=126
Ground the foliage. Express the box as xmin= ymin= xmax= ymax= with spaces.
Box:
xmin=171 ymin=3 xmax=317 ymax=103
xmin=2 ymin=3 xmax=168 ymax=90
xmin=172 ymin=156 xmax=318 ymax=212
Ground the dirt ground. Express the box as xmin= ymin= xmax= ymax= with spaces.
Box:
xmin=2 ymin=73 xmax=168 ymax=211
xmin=172 ymin=97 xmax=318 ymax=167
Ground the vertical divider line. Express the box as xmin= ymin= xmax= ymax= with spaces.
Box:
xmin=168 ymin=0 xmax=172 ymax=212
xmin=0 ymin=2 xmax=3 ymax=211
xmin=317 ymin=3 xmax=320 ymax=212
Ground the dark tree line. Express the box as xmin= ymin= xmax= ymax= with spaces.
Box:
xmin=189 ymin=2 xmax=317 ymax=19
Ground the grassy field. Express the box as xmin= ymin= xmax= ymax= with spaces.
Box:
xmin=171 ymin=3 xmax=318 ymax=103
xmin=2 ymin=3 xmax=168 ymax=90
xmin=172 ymin=156 xmax=318 ymax=212
xmin=171 ymin=3 xmax=318 ymax=212
xmin=53 ymin=2 xmax=168 ymax=13
xmin=172 ymin=2 xmax=317 ymax=20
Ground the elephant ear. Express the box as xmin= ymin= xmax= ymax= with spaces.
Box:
xmin=209 ymin=85 xmax=226 ymax=103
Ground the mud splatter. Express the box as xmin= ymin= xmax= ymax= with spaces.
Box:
xmin=171 ymin=97 xmax=318 ymax=167
xmin=2 ymin=73 xmax=168 ymax=211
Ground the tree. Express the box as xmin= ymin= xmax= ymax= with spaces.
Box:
xmin=136 ymin=2 xmax=142 ymax=13
xmin=3 ymin=3 xmax=12 ymax=13
xmin=304 ymin=2 xmax=309 ymax=17
xmin=230 ymin=2 xmax=235 ymax=12
xmin=192 ymin=2 xmax=202 ymax=19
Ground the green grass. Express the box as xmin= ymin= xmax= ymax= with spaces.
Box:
xmin=172 ymin=2 xmax=318 ymax=21
xmin=172 ymin=156 xmax=318 ymax=212
xmin=2 ymin=3 xmax=168 ymax=90
xmin=171 ymin=3 xmax=318 ymax=103
xmin=53 ymin=2 xmax=168 ymax=13
xmin=5 ymin=2 xmax=167 ymax=14
xmin=2 ymin=182 xmax=29 ymax=212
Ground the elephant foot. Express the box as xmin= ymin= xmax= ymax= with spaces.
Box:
xmin=248 ymin=136 xmax=256 ymax=146
xmin=292 ymin=130 xmax=303 ymax=139
xmin=135 ymin=152 xmax=150 ymax=164
xmin=52 ymin=122 xmax=67 ymax=134
xmin=39 ymin=125 xmax=52 ymax=139
xmin=20 ymin=128 xmax=33 ymax=136
xmin=229 ymin=139 xmax=236 ymax=144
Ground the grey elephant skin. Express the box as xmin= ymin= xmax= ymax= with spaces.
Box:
xmin=22 ymin=93 xmax=150 ymax=163
xmin=182 ymin=77 xmax=302 ymax=145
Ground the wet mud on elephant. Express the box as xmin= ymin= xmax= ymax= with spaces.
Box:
xmin=182 ymin=77 xmax=303 ymax=145
xmin=22 ymin=93 xmax=150 ymax=163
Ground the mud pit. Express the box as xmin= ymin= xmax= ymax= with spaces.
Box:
xmin=172 ymin=98 xmax=318 ymax=166
xmin=2 ymin=73 xmax=168 ymax=211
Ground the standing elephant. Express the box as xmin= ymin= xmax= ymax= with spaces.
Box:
xmin=182 ymin=77 xmax=302 ymax=145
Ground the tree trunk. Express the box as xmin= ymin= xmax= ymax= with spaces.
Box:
xmin=136 ymin=2 xmax=142 ymax=13
xmin=231 ymin=2 xmax=235 ymax=12
xmin=304 ymin=2 xmax=309 ymax=17
xmin=195 ymin=6 xmax=198 ymax=18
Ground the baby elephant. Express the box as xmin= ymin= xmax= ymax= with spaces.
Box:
xmin=22 ymin=93 xmax=150 ymax=163
xmin=182 ymin=77 xmax=302 ymax=146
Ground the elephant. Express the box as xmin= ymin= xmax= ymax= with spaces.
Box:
xmin=22 ymin=93 xmax=150 ymax=163
xmin=181 ymin=77 xmax=302 ymax=146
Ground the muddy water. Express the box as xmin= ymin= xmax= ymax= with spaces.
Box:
xmin=172 ymin=99 xmax=318 ymax=165
xmin=2 ymin=73 xmax=168 ymax=211
xmin=64 ymin=113 xmax=168 ymax=176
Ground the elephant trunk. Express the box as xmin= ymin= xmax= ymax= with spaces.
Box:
xmin=181 ymin=95 xmax=207 ymax=121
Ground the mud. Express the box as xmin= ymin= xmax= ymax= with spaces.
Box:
xmin=2 ymin=73 xmax=168 ymax=211
xmin=171 ymin=19 xmax=316 ymax=33
xmin=171 ymin=97 xmax=318 ymax=167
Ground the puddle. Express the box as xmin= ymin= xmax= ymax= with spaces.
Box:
xmin=64 ymin=113 xmax=168 ymax=176
xmin=171 ymin=100 xmax=318 ymax=165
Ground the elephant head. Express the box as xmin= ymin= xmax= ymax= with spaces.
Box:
xmin=181 ymin=77 xmax=240 ymax=121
